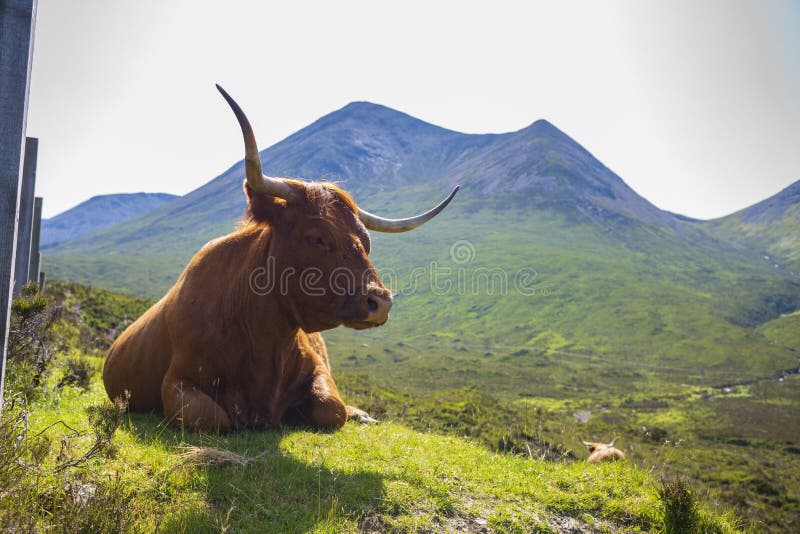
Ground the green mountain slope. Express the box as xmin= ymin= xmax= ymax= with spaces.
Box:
xmin=42 ymin=102 xmax=800 ymax=379
xmin=41 ymin=192 xmax=178 ymax=247
xmin=705 ymin=180 xmax=800 ymax=268
xmin=757 ymin=310 xmax=800 ymax=352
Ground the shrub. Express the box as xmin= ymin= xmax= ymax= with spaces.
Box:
xmin=0 ymin=394 xmax=132 ymax=531
xmin=659 ymin=477 xmax=699 ymax=534
xmin=58 ymin=356 xmax=96 ymax=391
xmin=5 ymin=282 xmax=62 ymax=399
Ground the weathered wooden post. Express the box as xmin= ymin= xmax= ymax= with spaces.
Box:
xmin=28 ymin=195 xmax=42 ymax=284
xmin=13 ymin=136 xmax=37 ymax=294
xmin=0 ymin=0 xmax=37 ymax=409
xmin=28 ymin=196 xmax=42 ymax=284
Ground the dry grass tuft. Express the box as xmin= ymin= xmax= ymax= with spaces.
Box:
xmin=177 ymin=445 xmax=264 ymax=467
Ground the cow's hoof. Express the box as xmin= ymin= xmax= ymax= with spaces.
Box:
xmin=355 ymin=413 xmax=379 ymax=424
xmin=356 ymin=414 xmax=379 ymax=425
xmin=347 ymin=406 xmax=378 ymax=425
xmin=346 ymin=405 xmax=378 ymax=424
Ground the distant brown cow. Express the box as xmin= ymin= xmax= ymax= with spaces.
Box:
xmin=102 ymin=85 xmax=459 ymax=433
xmin=581 ymin=438 xmax=626 ymax=463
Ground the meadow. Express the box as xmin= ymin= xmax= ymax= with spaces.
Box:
xmin=0 ymin=282 xmax=743 ymax=532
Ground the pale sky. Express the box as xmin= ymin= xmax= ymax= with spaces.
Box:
xmin=26 ymin=0 xmax=800 ymax=220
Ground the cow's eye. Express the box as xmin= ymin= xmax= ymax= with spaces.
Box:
xmin=305 ymin=231 xmax=332 ymax=252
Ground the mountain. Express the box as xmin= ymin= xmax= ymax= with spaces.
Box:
xmin=42 ymin=102 xmax=686 ymax=279
xmin=705 ymin=179 xmax=800 ymax=268
xmin=42 ymin=101 xmax=799 ymax=374
xmin=41 ymin=192 xmax=178 ymax=248
xmin=248 ymin=102 xmax=682 ymax=229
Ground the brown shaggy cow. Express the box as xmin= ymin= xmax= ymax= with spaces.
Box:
xmin=581 ymin=438 xmax=626 ymax=463
xmin=102 ymin=85 xmax=458 ymax=433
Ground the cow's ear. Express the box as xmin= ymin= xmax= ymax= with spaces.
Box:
xmin=243 ymin=180 xmax=289 ymax=225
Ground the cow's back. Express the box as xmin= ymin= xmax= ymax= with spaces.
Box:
xmin=103 ymin=297 xmax=172 ymax=411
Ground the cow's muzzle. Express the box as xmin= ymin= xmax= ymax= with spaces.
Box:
xmin=364 ymin=292 xmax=392 ymax=325
xmin=342 ymin=288 xmax=393 ymax=329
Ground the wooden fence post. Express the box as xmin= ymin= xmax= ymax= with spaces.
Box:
xmin=28 ymin=196 xmax=42 ymax=284
xmin=0 ymin=0 xmax=37 ymax=410
xmin=13 ymin=137 xmax=37 ymax=294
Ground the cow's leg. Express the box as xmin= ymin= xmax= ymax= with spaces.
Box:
xmin=297 ymin=372 xmax=348 ymax=430
xmin=296 ymin=372 xmax=376 ymax=429
xmin=161 ymin=375 xmax=231 ymax=433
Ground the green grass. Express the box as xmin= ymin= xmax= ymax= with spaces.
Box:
xmin=334 ymin=367 xmax=800 ymax=531
xmin=2 ymin=282 xmax=748 ymax=532
xmin=757 ymin=311 xmax=800 ymax=352
xmin=25 ymin=373 xmax=740 ymax=533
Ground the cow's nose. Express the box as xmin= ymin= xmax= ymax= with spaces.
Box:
xmin=365 ymin=292 xmax=392 ymax=324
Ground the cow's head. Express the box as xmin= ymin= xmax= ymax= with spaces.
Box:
xmin=218 ymin=85 xmax=458 ymax=333
xmin=581 ymin=438 xmax=615 ymax=455
xmin=581 ymin=438 xmax=626 ymax=463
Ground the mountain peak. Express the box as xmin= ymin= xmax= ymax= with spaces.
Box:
xmin=339 ymin=100 xmax=394 ymax=112
xmin=332 ymin=101 xmax=404 ymax=121
xmin=516 ymin=118 xmax=573 ymax=142
xmin=526 ymin=118 xmax=557 ymax=130
xmin=313 ymin=101 xmax=455 ymax=137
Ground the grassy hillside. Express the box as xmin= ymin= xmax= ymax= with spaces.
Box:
xmin=2 ymin=283 xmax=742 ymax=533
xmin=706 ymin=180 xmax=800 ymax=269
xmin=24 ymin=380 xmax=728 ymax=533
xmin=21 ymin=281 xmax=796 ymax=531
xmin=41 ymin=196 xmax=800 ymax=530
xmin=757 ymin=310 xmax=800 ymax=352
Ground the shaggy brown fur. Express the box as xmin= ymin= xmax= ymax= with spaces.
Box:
xmin=103 ymin=180 xmax=389 ymax=432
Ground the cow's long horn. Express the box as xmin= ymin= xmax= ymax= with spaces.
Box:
xmin=358 ymin=185 xmax=460 ymax=233
xmin=580 ymin=439 xmax=593 ymax=446
xmin=609 ymin=437 xmax=617 ymax=447
xmin=216 ymin=84 xmax=298 ymax=201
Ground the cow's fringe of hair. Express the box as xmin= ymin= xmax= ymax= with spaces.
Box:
xmin=304 ymin=180 xmax=356 ymax=211
xmin=243 ymin=179 xmax=358 ymax=224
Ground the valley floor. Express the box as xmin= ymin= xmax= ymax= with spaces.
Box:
xmin=328 ymin=326 xmax=800 ymax=532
